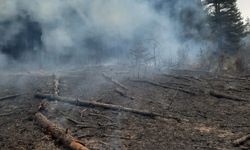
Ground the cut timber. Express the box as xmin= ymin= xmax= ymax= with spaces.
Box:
xmin=209 ymin=90 xmax=249 ymax=102
xmin=233 ymin=134 xmax=250 ymax=146
xmin=35 ymin=93 xmax=181 ymax=122
xmin=131 ymin=79 xmax=197 ymax=95
xmin=0 ymin=94 xmax=23 ymax=101
xmin=35 ymin=112 xmax=89 ymax=150
xmin=102 ymin=73 xmax=128 ymax=90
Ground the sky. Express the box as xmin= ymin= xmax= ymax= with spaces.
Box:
xmin=237 ymin=0 xmax=250 ymax=20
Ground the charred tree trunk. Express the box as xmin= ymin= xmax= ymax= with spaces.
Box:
xmin=35 ymin=112 xmax=89 ymax=150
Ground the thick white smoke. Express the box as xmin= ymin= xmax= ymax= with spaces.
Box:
xmin=0 ymin=0 xmax=208 ymax=69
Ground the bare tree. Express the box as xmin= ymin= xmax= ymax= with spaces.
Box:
xmin=129 ymin=43 xmax=152 ymax=78
xmin=144 ymin=39 xmax=160 ymax=68
xmin=176 ymin=45 xmax=190 ymax=69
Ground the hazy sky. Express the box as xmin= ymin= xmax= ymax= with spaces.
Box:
xmin=237 ymin=0 xmax=250 ymax=20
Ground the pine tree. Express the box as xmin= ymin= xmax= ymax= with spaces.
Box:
xmin=246 ymin=18 xmax=250 ymax=33
xmin=204 ymin=0 xmax=247 ymax=54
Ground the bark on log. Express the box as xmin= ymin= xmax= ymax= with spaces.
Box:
xmin=209 ymin=90 xmax=249 ymax=102
xmin=35 ymin=94 xmax=181 ymax=122
xmin=102 ymin=73 xmax=128 ymax=90
xmin=131 ymin=79 xmax=197 ymax=95
xmin=233 ymin=134 xmax=250 ymax=146
xmin=35 ymin=112 xmax=89 ymax=150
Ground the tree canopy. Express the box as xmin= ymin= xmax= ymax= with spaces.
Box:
xmin=204 ymin=0 xmax=247 ymax=54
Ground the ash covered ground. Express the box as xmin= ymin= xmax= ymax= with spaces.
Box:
xmin=0 ymin=66 xmax=249 ymax=150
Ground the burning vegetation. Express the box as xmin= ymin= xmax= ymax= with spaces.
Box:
xmin=0 ymin=0 xmax=250 ymax=150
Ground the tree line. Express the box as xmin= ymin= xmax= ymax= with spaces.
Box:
xmin=0 ymin=0 xmax=249 ymax=71
xmin=203 ymin=0 xmax=249 ymax=72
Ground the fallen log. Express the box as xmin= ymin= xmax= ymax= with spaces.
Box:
xmin=102 ymin=73 xmax=128 ymax=90
xmin=0 ymin=112 xmax=17 ymax=117
xmin=35 ymin=94 xmax=161 ymax=117
xmin=209 ymin=90 xmax=249 ymax=102
xmin=100 ymin=134 xmax=133 ymax=140
xmin=170 ymin=69 xmax=211 ymax=75
xmin=35 ymin=94 xmax=181 ymax=122
xmin=159 ymin=81 xmax=190 ymax=87
xmin=35 ymin=112 xmax=89 ymax=150
xmin=131 ymin=79 xmax=248 ymax=102
xmin=232 ymin=134 xmax=250 ymax=146
xmin=66 ymin=117 xmax=85 ymax=125
xmin=163 ymin=74 xmax=191 ymax=82
xmin=0 ymin=94 xmax=23 ymax=101
xmin=131 ymin=79 xmax=197 ymax=95
xmin=242 ymin=74 xmax=250 ymax=78
xmin=89 ymin=113 xmax=113 ymax=122
xmin=183 ymin=75 xmax=203 ymax=82
xmin=115 ymin=88 xmax=135 ymax=100
xmin=219 ymin=75 xmax=249 ymax=81
xmin=164 ymin=73 xmax=204 ymax=83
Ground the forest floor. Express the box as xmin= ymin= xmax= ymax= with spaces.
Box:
xmin=0 ymin=66 xmax=249 ymax=150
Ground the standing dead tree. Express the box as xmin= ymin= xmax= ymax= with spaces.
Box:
xmin=143 ymin=38 xmax=160 ymax=68
xmin=176 ymin=45 xmax=190 ymax=69
xmin=129 ymin=43 xmax=152 ymax=79
xmin=129 ymin=39 xmax=161 ymax=77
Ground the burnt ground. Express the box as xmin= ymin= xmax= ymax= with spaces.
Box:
xmin=0 ymin=66 xmax=249 ymax=150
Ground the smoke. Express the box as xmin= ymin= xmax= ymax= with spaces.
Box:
xmin=0 ymin=0 xmax=209 ymax=70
